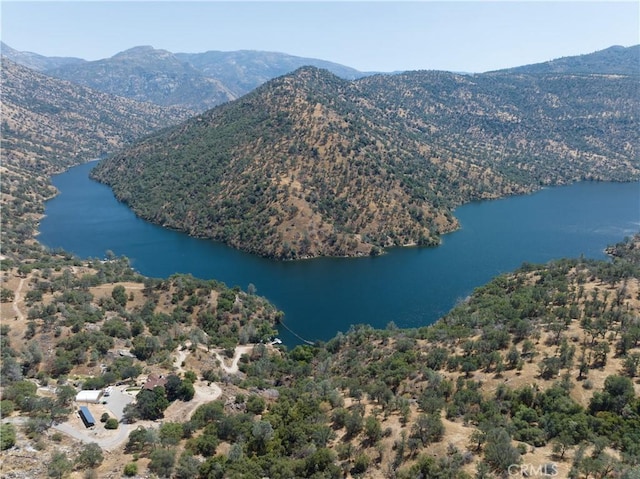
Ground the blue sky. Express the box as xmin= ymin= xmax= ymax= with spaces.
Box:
xmin=2 ymin=1 xmax=638 ymax=73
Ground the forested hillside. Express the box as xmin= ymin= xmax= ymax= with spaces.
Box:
xmin=1 ymin=58 xmax=191 ymax=173
xmin=92 ymin=64 xmax=639 ymax=258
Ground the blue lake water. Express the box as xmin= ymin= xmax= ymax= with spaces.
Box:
xmin=39 ymin=161 xmax=639 ymax=344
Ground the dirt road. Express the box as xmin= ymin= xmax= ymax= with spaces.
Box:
xmin=12 ymin=277 xmax=25 ymax=321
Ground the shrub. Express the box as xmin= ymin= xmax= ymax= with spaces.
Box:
xmin=148 ymin=448 xmax=176 ymax=478
xmin=351 ymin=453 xmax=371 ymax=475
xmin=0 ymin=287 xmax=15 ymax=303
xmin=48 ymin=450 xmax=72 ymax=478
xmin=0 ymin=424 xmax=16 ymax=450
xmin=246 ymin=395 xmax=266 ymax=415
xmin=0 ymin=399 xmax=15 ymax=417
xmin=123 ymin=463 xmax=138 ymax=477
xmin=104 ymin=418 xmax=119 ymax=429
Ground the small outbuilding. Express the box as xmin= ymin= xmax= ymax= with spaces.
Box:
xmin=75 ymin=390 xmax=103 ymax=404
xmin=78 ymin=406 xmax=96 ymax=428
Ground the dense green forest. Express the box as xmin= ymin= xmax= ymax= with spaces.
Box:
xmin=92 ymin=64 xmax=639 ymax=259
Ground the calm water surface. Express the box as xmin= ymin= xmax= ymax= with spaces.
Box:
xmin=39 ymin=162 xmax=640 ymax=344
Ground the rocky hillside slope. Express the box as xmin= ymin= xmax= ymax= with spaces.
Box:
xmin=1 ymin=41 xmax=85 ymax=71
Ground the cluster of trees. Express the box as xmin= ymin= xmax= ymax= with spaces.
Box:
xmin=127 ymin=273 xmax=279 ymax=352
xmin=606 ymin=235 xmax=640 ymax=267
xmin=408 ymin=256 xmax=640 ymax=384
xmin=46 ymin=442 xmax=105 ymax=478
xmin=0 ymin=376 xmax=77 ymax=439
xmin=2 ymin=255 xmax=280 ymax=387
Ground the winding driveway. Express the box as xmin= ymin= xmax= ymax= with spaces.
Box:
xmin=53 ymin=421 xmax=132 ymax=451
xmin=51 ymin=344 xmax=254 ymax=450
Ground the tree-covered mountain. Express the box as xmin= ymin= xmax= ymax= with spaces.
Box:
xmin=92 ymin=65 xmax=640 ymax=259
xmin=44 ymin=46 xmax=236 ymax=112
xmin=1 ymin=58 xmax=192 ymax=173
xmin=496 ymin=44 xmax=640 ymax=75
xmin=0 ymin=41 xmax=85 ymax=72
xmin=357 ymin=69 xmax=639 ymax=184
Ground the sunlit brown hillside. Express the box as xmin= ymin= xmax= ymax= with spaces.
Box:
xmin=1 ymin=58 xmax=191 ymax=173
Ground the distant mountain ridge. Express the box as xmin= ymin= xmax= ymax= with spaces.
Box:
xmin=496 ymin=45 xmax=640 ymax=75
xmin=4 ymin=43 xmax=370 ymax=112
xmin=174 ymin=49 xmax=367 ymax=97
xmin=45 ymin=46 xmax=236 ymax=111
xmin=5 ymin=43 xmax=637 ymax=113
xmin=0 ymin=41 xmax=86 ymax=71
xmin=92 ymin=60 xmax=639 ymax=259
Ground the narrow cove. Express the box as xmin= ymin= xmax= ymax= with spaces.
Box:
xmin=39 ymin=161 xmax=640 ymax=345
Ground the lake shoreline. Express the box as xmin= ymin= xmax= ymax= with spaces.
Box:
xmin=77 ymin=158 xmax=635 ymax=262
xmin=39 ymin=163 xmax=640 ymax=344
